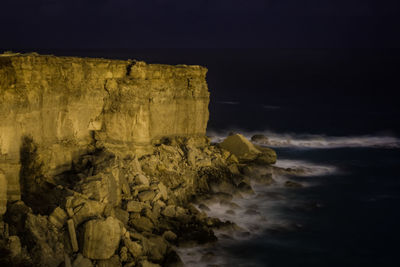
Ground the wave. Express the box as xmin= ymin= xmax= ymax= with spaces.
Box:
xmin=273 ymin=159 xmax=338 ymax=177
xmin=208 ymin=130 xmax=400 ymax=149
xmin=178 ymin=159 xmax=333 ymax=266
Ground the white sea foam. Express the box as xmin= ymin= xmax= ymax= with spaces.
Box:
xmin=177 ymin=160 xmax=333 ymax=266
xmin=178 ymin=130 xmax=380 ymax=265
xmin=208 ymin=130 xmax=400 ymax=149
xmin=275 ymin=159 xmax=338 ymax=176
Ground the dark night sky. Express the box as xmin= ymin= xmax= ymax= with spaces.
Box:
xmin=1 ymin=0 xmax=400 ymax=49
xmin=2 ymin=0 xmax=400 ymax=134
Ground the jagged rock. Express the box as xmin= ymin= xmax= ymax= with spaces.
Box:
xmin=76 ymin=171 xmax=121 ymax=206
xmin=113 ymin=207 xmax=130 ymax=226
xmin=67 ymin=219 xmax=79 ymax=252
xmin=83 ymin=217 xmax=122 ymax=260
xmin=7 ymin=235 xmax=21 ymax=258
xmin=65 ymin=253 xmax=72 ymax=267
xmin=145 ymin=236 xmax=169 ymax=262
xmin=25 ymin=213 xmax=64 ymax=267
xmin=66 ymin=196 xmax=106 ymax=226
xmin=97 ymin=255 xmax=122 ymax=267
xmin=49 ymin=207 xmax=68 ymax=229
xmin=138 ymin=190 xmax=156 ymax=202
xmin=138 ymin=260 xmax=161 ymax=267
xmin=143 ymin=208 xmax=159 ymax=224
xmin=72 ymin=254 xmax=93 ymax=267
xmin=126 ymin=200 xmax=147 ymax=213
xmin=124 ymin=237 xmax=143 ymax=257
xmin=130 ymin=216 xmax=154 ymax=232
xmin=135 ymin=174 xmax=150 ymax=186
xmin=219 ymin=134 xmax=261 ymax=161
xmin=0 ymin=171 xmax=7 ymax=215
xmin=0 ymin=221 xmax=8 ymax=239
xmin=163 ymin=230 xmax=177 ymax=242
xmin=158 ymin=182 xmax=168 ymax=200
xmin=254 ymin=146 xmax=277 ymax=165
xmin=119 ymin=246 xmax=128 ymax=262
xmin=161 ymin=205 xmax=176 ymax=218
xmin=228 ymin=164 xmax=241 ymax=175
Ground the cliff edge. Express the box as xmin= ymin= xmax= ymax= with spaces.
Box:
xmin=0 ymin=53 xmax=277 ymax=267
xmin=0 ymin=53 xmax=209 ymax=203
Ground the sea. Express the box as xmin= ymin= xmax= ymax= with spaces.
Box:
xmin=14 ymin=48 xmax=400 ymax=266
xmin=176 ymin=86 xmax=400 ymax=266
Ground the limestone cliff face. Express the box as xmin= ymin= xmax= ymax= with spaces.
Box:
xmin=0 ymin=53 xmax=209 ymax=202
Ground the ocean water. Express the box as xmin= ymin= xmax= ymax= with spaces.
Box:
xmin=179 ymin=131 xmax=400 ymax=267
xmin=178 ymin=83 xmax=400 ymax=266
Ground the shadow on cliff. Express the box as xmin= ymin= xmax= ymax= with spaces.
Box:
xmin=19 ymin=136 xmax=70 ymax=215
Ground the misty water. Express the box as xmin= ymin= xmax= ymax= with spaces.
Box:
xmin=178 ymin=133 xmax=400 ymax=266
xmin=176 ymin=92 xmax=400 ymax=267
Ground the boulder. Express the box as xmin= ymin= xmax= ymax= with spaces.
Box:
xmin=0 ymin=171 xmax=7 ymax=216
xmin=157 ymin=182 xmax=168 ymax=200
xmin=138 ymin=260 xmax=161 ymax=267
xmin=126 ymin=200 xmax=146 ymax=213
xmin=254 ymin=146 xmax=277 ymax=164
xmin=76 ymin=172 xmax=121 ymax=206
xmin=67 ymin=219 xmax=79 ymax=252
xmin=145 ymin=236 xmax=168 ymax=262
xmin=7 ymin=235 xmax=21 ymax=258
xmin=138 ymin=190 xmax=156 ymax=202
xmin=25 ymin=213 xmax=65 ymax=266
xmin=83 ymin=217 xmax=122 ymax=260
xmin=72 ymin=254 xmax=93 ymax=267
xmin=113 ymin=208 xmax=130 ymax=226
xmin=161 ymin=205 xmax=176 ymax=218
xmin=123 ymin=238 xmax=143 ymax=257
xmin=219 ymin=134 xmax=261 ymax=161
xmin=66 ymin=196 xmax=106 ymax=226
xmin=97 ymin=255 xmax=121 ymax=267
xmin=135 ymin=174 xmax=150 ymax=186
xmin=163 ymin=230 xmax=177 ymax=242
xmin=49 ymin=207 xmax=68 ymax=229
xmin=129 ymin=216 xmax=154 ymax=232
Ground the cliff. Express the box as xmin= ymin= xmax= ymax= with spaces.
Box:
xmin=0 ymin=53 xmax=209 ymax=204
xmin=0 ymin=53 xmax=276 ymax=267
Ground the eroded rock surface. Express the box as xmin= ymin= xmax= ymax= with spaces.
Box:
xmin=0 ymin=53 xmax=278 ymax=267
xmin=83 ymin=217 xmax=122 ymax=260
xmin=0 ymin=53 xmax=209 ymax=202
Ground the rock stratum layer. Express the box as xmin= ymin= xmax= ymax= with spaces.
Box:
xmin=0 ymin=53 xmax=209 ymax=203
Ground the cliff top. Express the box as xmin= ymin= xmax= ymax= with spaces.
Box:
xmin=0 ymin=51 xmax=207 ymax=73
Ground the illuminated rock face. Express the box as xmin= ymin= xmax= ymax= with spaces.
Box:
xmin=0 ymin=54 xmax=209 ymax=201
xmin=0 ymin=171 xmax=6 ymax=215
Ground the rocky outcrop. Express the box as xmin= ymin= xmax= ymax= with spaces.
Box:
xmin=220 ymin=133 xmax=277 ymax=164
xmin=0 ymin=53 xmax=278 ymax=267
xmin=0 ymin=53 xmax=209 ymax=202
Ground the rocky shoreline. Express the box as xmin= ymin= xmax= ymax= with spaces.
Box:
xmin=0 ymin=53 xmax=304 ymax=267
xmin=0 ymin=132 xmax=287 ymax=267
